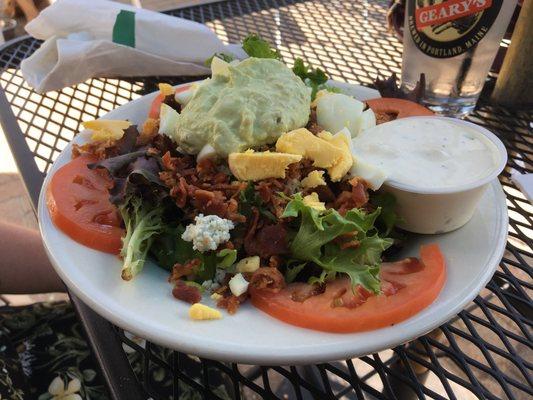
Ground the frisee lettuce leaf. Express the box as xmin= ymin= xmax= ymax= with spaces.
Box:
xmin=369 ymin=192 xmax=399 ymax=237
xmin=282 ymin=194 xmax=393 ymax=293
xmin=292 ymin=58 xmax=338 ymax=100
xmin=119 ymin=196 xmax=165 ymax=281
xmin=242 ymin=34 xmax=281 ymax=59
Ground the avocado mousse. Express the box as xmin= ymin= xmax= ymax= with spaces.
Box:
xmin=172 ymin=57 xmax=311 ymax=156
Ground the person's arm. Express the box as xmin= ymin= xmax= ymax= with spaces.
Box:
xmin=0 ymin=221 xmax=65 ymax=294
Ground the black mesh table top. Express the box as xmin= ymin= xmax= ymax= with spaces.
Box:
xmin=0 ymin=1 xmax=531 ymax=399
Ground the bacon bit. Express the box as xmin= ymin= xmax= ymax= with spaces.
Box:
xmin=244 ymin=207 xmax=260 ymax=243
xmin=245 ymin=223 xmax=289 ymax=258
xmin=314 ymin=185 xmax=336 ymax=203
xmin=196 ymin=158 xmax=218 ymax=178
xmin=217 ymin=294 xmax=246 ymax=315
xmin=161 ymin=151 xmax=246 ymax=222
xmin=332 ymin=286 xmax=372 ymax=309
xmin=340 ymin=240 xmax=360 ymax=250
xmin=381 ymin=257 xmax=424 ymax=275
xmin=170 ymin=177 xmax=188 ymax=208
xmin=172 ymin=280 xmax=202 ymax=304
xmin=72 ymin=141 xmax=114 ymax=160
xmin=249 ymin=267 xmax=285 ymax=293
xmin=334 ymin=178 xmax=370 ymax=214
xmin=169 ymin=259 xmax=201 ymax=283
xmin=268 ymin=255 xmax=282 ymax=269
xmin=193 ymin=189 xmax=227 ymax=216
xmin=381 ymin=279 xmax=405 ymax=296
xmin=291 ymin=283 xmax=325 ymax=302
xmin=375 ymin=110 xmax=398 ymax=125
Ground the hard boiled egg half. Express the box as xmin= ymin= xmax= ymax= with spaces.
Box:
xmin=315 ymin=91 xmax=376 ymax=138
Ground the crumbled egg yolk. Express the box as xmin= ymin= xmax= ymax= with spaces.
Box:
xmin=301 ymin=170 xmax=326 ymax=188
xmin=275 ymin=128 xmax=353 ymax=181
xmin=210 ymin=293 xmax=223 ymax=301
xmin=158 ymin=83 xmax=174 ymax=96
xmin=317 ymin=131 xmax=353 ymax=181
xmin=228 ymin=150 xmax=302 ymax=181
xmin=302 ymin=192 xmax=326 ymax=211
xmin=236 ymin=256 xmax=260 ymax=273
xmin=82 ymin=120 xmax=131 ymax=142
xmin=189 ymin=303 xmax=222 ymax=320
xmin=276 ymin=128 xmax=342 ymax=169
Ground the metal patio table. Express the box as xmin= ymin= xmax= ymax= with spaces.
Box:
xmin=0 ymin=1 xmax=531 ymax=399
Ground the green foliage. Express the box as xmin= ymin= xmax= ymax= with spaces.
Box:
xmin=150 ymin=227 xmax=238 ymax=281
xmin=292 ymin=58 xmax=332 ymax=100
xmin=282 ymin=194 xmax=393 ymax=293
xmin=242 ymin=34 xmax=281 ymax=59
xmin=119 ymin=196 xmax=164 ymax=280
xmin=369 ymin=192 xmax=400 ymax=236
xmin=238 ymin=182 xmax=276 ymax=222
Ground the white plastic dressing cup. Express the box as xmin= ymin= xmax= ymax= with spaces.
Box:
xmin=380 ymin=117 xmax=507 ymax=234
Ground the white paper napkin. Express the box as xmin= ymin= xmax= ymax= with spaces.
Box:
xmin=20 ymin=0 xmax=242 ymax=93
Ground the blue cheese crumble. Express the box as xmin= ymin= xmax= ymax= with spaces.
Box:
xmin=181 ymin=214 xmax=234 ymax=252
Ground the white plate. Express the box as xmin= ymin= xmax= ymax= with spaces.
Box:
xmin=38 ymin=82 xmax=508 ymax=365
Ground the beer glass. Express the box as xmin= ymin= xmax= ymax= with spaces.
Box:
xmin=401 ymin=0 xmax=518 ymax=117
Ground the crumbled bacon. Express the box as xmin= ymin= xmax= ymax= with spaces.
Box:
xmin=169 ymin=259 xmax=201 ymax=283
xmin=249 ymin=267 xmax=285 ymax=293
xmin=291 ymin=283 xmax=325 ymax=302
xmin=160 ymin=151 xmax=246 ymax=223
xmin=172 ymin=280 xmax=202 ymax=304
xmin=313 ymin=185 xmax=336 ymax=203
xmin=72 ymin=140 xmax=114 ymax=160
xmin=268 ymin=255 xmax=282 ymax=269
xmin=217 ymin=294 xmax=247 ymax=315
xmin=333 ymin=177 xmax=369 ymax=214
xmin=375 ymin=110 xmax=398 ymax=125
xmin=331 ymin=286 xmax=372 ymax=309
xmin=245 ymin=223 xmax=289 ymax=258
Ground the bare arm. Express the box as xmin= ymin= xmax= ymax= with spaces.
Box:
xmin=0 ymin=221 xmax=65 ymax=294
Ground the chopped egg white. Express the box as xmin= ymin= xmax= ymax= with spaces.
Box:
xmin=228 ymin=273 xmax=249 ymax=297
xmin=348 ymin=158 xmax=387 ymax=190
xmin=316 ymin=93 xmax=365 ymax=136
xmin=356 ymin=108 xmax=376 ymax=136
xmin=197 ymin=144 xmax=217 ymax=162
xmin=158 ymin=103 xmax=180 ymax=137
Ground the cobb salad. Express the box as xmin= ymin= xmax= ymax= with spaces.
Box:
xmin=45 ymin=34 xmax=446 ymax=333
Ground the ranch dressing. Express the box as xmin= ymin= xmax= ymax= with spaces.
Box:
xmin=352 ymin=117 xmax=501 ymax=189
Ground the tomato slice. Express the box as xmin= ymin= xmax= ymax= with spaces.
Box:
xmin=46 ymin=155 xmax=124 ymax=254
xmin=249 ymin=244 xmax=446 ymax=333
xmin=366 ymin=97 xmax=433 ymax=120
xmin=148 ymin=85 xmax=191 ymax=119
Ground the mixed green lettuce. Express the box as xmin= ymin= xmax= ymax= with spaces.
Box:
xmin=150 ymin=224 xmax=237 ymax=282
xmin=282 ymin=194 xmax=393 ymax=293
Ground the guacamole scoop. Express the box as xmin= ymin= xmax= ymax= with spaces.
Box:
xmin=173 ymin=58 xmax=311 ymax=156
